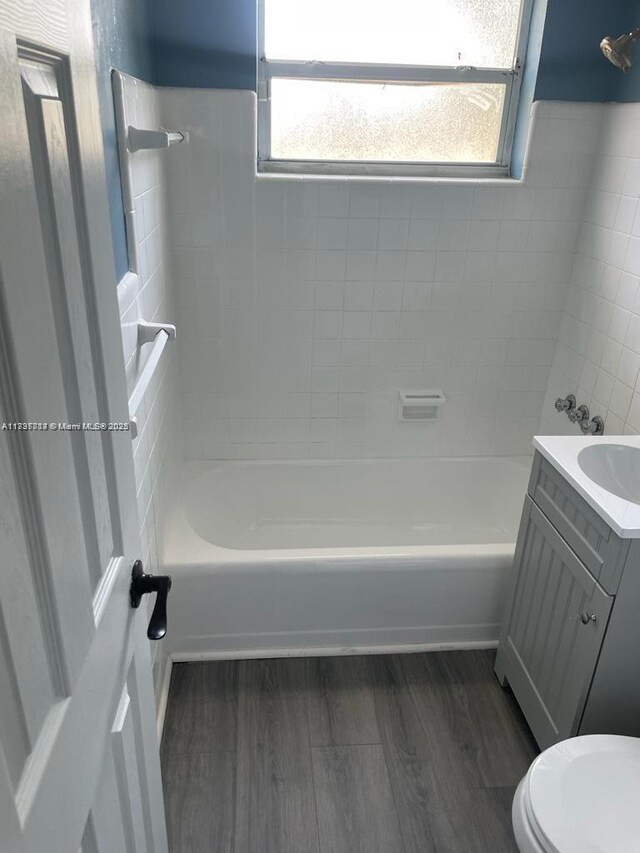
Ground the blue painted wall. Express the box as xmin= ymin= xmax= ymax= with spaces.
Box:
xmin=91 ymin=0 xmax=156 ymax=281
xmin=154 ymin=0 xmax=257 ymax=90
xmin=615 ymin=0 xmax=640 ymax=102
xmin=535 ymin=0 xmax=634 ymax=102
xmin=151 ymin=0 xmax=638 ymax=102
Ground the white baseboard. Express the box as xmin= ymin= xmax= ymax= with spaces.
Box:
xmin=155 ymin=656 xmax=173 ymax=741
xmin=169 ymin=638 xmax=498 ymax=663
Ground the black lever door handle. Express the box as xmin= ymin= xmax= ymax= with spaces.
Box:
xmin=130 ymin=560 xmax=172 ymax=640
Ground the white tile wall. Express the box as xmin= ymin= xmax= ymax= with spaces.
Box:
xmin=159 ymin=89 xmax=603 ymax=459
xmin=541 ymin=103 xmax=640 ymax=438
xmin=115 ymin=74 xmax=180 ymax=692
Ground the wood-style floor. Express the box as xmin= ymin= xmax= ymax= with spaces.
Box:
xmin=161 ymin=651 xmax=538 ymax=853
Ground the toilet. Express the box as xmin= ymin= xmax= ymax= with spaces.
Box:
xmin=513 ymin=735 xmax=640 ymax=853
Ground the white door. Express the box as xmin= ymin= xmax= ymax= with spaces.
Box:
xmin=0 ymin=1 xmax=169 ymax=852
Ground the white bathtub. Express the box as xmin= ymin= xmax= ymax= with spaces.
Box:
xmin=162 ymin=456 xmax=531 ymax=660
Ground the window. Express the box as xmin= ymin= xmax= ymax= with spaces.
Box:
xmin=258 ymin=0 xmax=532 ymax=177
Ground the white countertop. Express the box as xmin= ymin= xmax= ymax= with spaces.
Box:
xmin=533 ymin=435 xmax=640 ymax=538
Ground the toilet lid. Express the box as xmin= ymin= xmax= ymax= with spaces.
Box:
xmin=525 ymin=735 xmax=640 ymax=853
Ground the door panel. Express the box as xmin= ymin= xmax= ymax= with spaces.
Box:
xmin=0 ymin=34 xmax=95 ymax=692
xmin=495 ymin=497 xmax=613 ymax=749
xmin=21 ymin=57 xmax=117 ymax=587
xmin=112 ymin=689 xmax=149 ymax=852
xmin=91 ymin=744 xmax=133 ymax=853
xmin=0 ymin=428 xmax=55 ymax=757
xmin=0 ymin=0 xmax=168 ymax=850
xmin=88 ymin=630 xmax=164 ymax=853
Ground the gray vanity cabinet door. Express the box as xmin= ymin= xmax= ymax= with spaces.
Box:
xmin=495 ymin=496 xmax=614 ymax=750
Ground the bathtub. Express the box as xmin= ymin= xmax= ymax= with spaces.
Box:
xmin=162 ymin=456 xmax=531 ymax=660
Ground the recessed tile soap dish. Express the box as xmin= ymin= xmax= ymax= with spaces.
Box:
xmin=398 ymin=389 xmax=446 ymax=421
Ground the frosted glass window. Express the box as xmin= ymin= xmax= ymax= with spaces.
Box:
xmin=259 ymin=0 xmax=529 ymax=172
xmin=264 ymin=0 xmax=523 ymax=68
xmin=271 ymin=79 xmax=506 ymax=163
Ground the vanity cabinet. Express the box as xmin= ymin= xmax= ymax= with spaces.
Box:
xmin=495 ymin=451 xmax=640 ymax=750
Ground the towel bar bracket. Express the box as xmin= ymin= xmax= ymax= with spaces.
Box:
xmin=137 ymin=320 xmax=176 ymax=346
xmin=127 ymin=126 xmax=189 ymax=152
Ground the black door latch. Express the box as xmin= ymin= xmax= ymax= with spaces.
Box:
xmin=130 ymin=560 xmax=172 ymax=640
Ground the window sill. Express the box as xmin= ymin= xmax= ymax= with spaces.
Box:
xmin=256 ymin=160 xmax=523 ymax=187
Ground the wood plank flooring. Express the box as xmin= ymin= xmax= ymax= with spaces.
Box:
xmin=161 ymin=651 xmax=537 ymax=853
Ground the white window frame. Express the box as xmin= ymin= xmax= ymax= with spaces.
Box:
xmin=257 ymin=0 xmax=533 ymax=178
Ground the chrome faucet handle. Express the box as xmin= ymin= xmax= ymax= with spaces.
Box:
xmin=569 ymin=404 xmax=589 ymax=423
xmin=581 ymin=416 xmax=605 ymax=435
xmin=555 ymin=394 xmax=576 ymax=413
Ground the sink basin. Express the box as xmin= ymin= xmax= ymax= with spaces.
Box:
xmin=577 ymin=444 xmax=640 ymax=504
